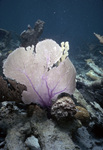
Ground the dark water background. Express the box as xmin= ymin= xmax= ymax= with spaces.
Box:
xmin=0 ymin=0 xmax=103 ymax=53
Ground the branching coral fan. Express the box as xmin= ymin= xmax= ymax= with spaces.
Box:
xmin=3 ymin=39 xmax=76 ymax=108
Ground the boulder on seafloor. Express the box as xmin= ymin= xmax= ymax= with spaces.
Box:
xmin=25 ymin=135 xmax=41 ymax=150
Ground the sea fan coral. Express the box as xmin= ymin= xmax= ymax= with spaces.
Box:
xmin=3 ymin=39 xmax=76 ymax=108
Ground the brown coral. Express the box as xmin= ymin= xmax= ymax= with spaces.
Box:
xmin=51 ymin=95 xmax=77 ymax=121
xmin=74 ymin=106 xmax=90 ymax=123
xmin=20 ymin=20 xmax=45 ymax=47
xmin=0 ymin=76 xmax=26 ymax=103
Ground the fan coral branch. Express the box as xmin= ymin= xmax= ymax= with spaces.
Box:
xmin=23 ymin=71 xmax=46 ymax=106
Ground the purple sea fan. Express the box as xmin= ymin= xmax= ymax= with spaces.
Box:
xmin=3 ymin=39 xmax=76 ymax=108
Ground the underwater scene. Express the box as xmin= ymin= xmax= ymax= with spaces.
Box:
xmin=0 ymin=0 xmax=103 ymax=150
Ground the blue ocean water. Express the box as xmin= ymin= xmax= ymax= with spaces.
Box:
xmin=0 ymin=0 xmax=103 ymax=52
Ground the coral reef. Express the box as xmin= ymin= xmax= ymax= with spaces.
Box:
xmin=0 ymin=25 xmax=103 ymax=149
